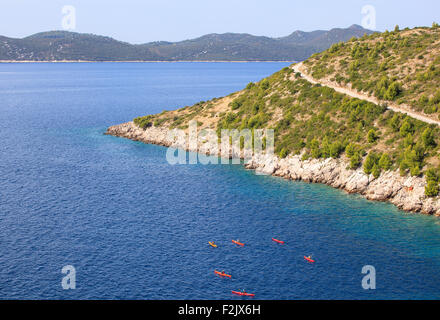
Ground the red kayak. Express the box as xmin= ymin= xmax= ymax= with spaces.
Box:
xmin=214 ymin=270 xmax=231 ymax=278
xmin=304 ymin=256 xmax=315 ymax=263
xmin=272 ymin=238 xmax=285 ymax=244
xmin=232 ymin=239 xmax=244 ymax=246
xmin=232 ymin=291 xmax=255 ymax=297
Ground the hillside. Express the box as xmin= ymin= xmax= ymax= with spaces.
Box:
xmin=125 ymin=25 xmax=440 ymax=200
xmin=302 ymin=24 xmax=440 ymax=122
xmin=0 ymin=25 xmax=372 ymax=61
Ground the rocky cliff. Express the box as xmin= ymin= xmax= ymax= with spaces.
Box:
xmin=106 ymin=121 xmax=440 ymax=216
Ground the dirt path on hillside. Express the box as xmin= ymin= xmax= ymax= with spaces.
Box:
xmin=291 ymin=62 xmax=440 ymax=126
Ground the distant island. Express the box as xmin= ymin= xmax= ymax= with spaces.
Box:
xmin=107 ymin=24 xmax=440 ymax=216
xmin=0 ymin=24 xmax=373 ymax=62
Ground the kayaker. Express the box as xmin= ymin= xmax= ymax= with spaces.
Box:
xmin=307 ymin=255 xmax=312 ymax=259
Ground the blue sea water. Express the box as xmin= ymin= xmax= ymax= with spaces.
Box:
xmin=1 ymin=62 xmax=440 ymax=300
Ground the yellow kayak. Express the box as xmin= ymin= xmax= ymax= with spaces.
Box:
xmin=209 ymin=241 xmax=217 ymax=248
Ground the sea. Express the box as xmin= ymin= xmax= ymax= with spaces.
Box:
xmin=1 ymin=62 xmax=440 ymax=299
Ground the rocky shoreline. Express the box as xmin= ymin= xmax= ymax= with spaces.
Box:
xmin=106 ymin=121 xmax=440 ymax=216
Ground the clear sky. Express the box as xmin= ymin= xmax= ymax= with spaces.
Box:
xmin=1 ymin=0 xmax=439 ymax=43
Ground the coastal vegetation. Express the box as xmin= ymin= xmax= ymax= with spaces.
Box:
xmin=0 ymin=26 xmax=372 ymax=62
xmin=303 ymin=24 xmax=440 ymax=121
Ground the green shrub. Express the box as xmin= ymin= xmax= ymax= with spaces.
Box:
xmin=426 ymin=168 xmax=440 ymax=183
xmin=231 ymin=100 xmax=242 ymax=110
xmin=385 ymin=82 xmax=402 ymax=100
xmin=410 ymin=166 xmax=421 ymax=177
xmin=260 ymin=79 xmax=270 ymax=90
xmin=389 ymin=114 xmax=401 ymax=132
xmin=367 ymin=129 xmax=378 ymax=143
xmin=422 ymin=127 xmax=436 ymax=147
xmin=350 ymin=152 xmax=362 ymax=169
xmin=363 ymin=152 xmax=379 ymax=174
xmin=425 ymin=168 xmax=440 ymax=196
xmin=134 ymin=115 xmax=154 ymax=129
xmin=279 ymin=148 xmax=289 ymax=158
xmin=246 ymin=82 xmax=255 ymax=90
xmin=329 ymin=142 xmax=343 ymax=158
xmin=310 ymin=139 xmax=321 ymax=159
xmin=372 ymin=164 xmax=381 ymax=178
xmin=399 ymin=119 xmax=413 ymax=137
xmin=345 ymin=143 xmax=357 ymax=157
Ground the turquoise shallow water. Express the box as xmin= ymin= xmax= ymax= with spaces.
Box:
xmin=0 ymin=62 xmax=440 ymax=299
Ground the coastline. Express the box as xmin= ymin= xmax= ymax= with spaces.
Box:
xmin=106 ymin=121 xmax=440 ymax=217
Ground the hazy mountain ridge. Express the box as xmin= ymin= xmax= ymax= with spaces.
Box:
xmin=126 ymin=25 xmax=440 ymax=201
xmin=0 ymin=25 xmax=373 ymax=61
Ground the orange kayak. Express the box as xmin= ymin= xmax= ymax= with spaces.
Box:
xmin=232 ymin=290 xmax=255 ymax=297
xmin=272 ymin=238 xmax=285 ymax=244
xmin=232 ymin=240 xmax=244 ymax=246
xmin=304 ymin=256 xmax=315 ymax=263
xmin=214 ymin=270 xmax=231 ymax=278
xmin=209 ymin=241 xmax=217 ymax=248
